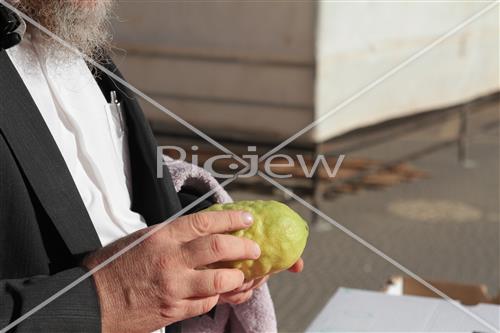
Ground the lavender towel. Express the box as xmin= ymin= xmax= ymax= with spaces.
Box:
xmin=165 ymin=156 xmax=277 ymax=333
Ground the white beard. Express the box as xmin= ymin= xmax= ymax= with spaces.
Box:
xmin=15 ymin=0 xmax=113 ymax=61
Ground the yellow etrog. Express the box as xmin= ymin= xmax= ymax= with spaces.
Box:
xmin=205 ymin=200 xmax=309 ymax=281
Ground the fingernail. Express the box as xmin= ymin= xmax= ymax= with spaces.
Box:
xmin=252 ymin=244 xmax=261 ymax=258
xmin=242 ymin=212 xmax=253 ymax=226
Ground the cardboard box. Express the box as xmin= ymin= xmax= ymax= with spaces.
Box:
xmin=385 ymin=275 xmax=500 ymax=306
xmin=306 ymin=277 xmax=500 ymax=332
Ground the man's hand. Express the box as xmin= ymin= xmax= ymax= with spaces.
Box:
xmin=219 ymin=258 xmax=304 ymax=305
xmin=83 ymin=211 xmax=260 ymax=333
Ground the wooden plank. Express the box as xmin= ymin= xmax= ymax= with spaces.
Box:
xmin=140 ymin=97 xmax=314 ymax=143
xmin=113 ymin=1 xmax=316 ymax=64
xmin=115 ymin=55 xmax=315 ymax=107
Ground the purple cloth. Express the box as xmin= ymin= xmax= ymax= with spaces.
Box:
xmin=165 ymin=156 xmax=277 ymax=333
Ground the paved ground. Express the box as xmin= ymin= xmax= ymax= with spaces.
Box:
xmin=229 ymin=100 xmax=499 ymax=332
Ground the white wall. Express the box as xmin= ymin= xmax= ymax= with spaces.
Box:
xmin=314 ymin=2 xmax=499 ymax=142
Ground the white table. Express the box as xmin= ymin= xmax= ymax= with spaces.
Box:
xmin=306 ymin=288 xmax=500 ymax=332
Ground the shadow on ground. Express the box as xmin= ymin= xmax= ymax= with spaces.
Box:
xmin=229 ymin=100 xmax=499 ymax=332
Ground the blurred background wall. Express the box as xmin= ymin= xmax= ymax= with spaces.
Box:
xmin=112 ymin=1 xmax=316 ymax=145
xmin=314 ymin=2 xmax=499 ymax=141
xmin=111 ymin=2 xmax=498 ymax=145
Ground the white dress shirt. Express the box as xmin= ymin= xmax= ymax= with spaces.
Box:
xmin=6 ymin=31 xmax=149 ymax=247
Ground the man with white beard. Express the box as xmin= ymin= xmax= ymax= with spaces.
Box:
xmin=0 ymin=1 xmax=303 ymax=332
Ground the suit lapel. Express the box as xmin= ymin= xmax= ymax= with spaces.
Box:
xmin=0 ymin=50 xmax=102 ymax=255
xmin=93 ymin=61 xmax=182 ymax=225
xmin=0 ymin=47 xmax=181 ymax=257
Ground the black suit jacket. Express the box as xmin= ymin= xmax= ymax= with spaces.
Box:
xmin=0 ymin=50 xmax=213 ymax=332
